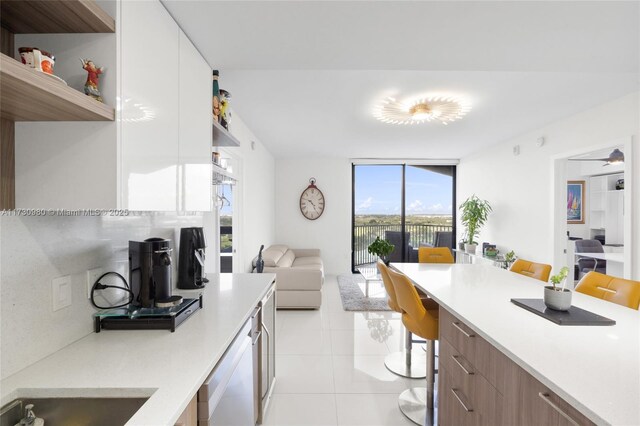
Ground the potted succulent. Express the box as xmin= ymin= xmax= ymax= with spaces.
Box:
xmin=544 ymin=267 xmax=571 ymax=311
xmin=459 ymin=195 xmax=492 ymax=254
xmin=368 ymin=237 xmax=395 ymax=265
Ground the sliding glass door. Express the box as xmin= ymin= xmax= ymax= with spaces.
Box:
xmin=352 ymin=164 xmax=456 ymax=271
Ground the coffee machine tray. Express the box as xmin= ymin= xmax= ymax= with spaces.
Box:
xmin=94 ymin=295 xmax=203 ymax=333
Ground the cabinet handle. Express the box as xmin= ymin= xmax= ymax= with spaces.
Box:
xmin=452 ymin=322 xmax=475 ymax=338
xmin=538 ymin=393 xmax=579 ymax=426
xmin=261 ymin=322 xmax=272 ymax=398
xmin=451 ymin=388 xmax=473 ymax=412
xmin=451 ymin=355 xmax=474 ymax=375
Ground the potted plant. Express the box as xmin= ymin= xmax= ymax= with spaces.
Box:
xmin=544 ymin=267 xmax=571 ymax=311
xmin=503 ymin=250 xmax=516 ymax=269
xmin=459 ymin=195 xmax=492 ymax=254
xmin=368 ymin=237 xmax=395 ymax=265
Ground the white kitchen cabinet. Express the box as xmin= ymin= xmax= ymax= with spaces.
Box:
xmin=120 ymin=0 xmax=180 ymax=210
xmin=179 ymin=31 xmax=213 ymax=212
xmin=13 ymin=0 xmax=214 ymax=211
xmin=605 ymin=190 xmax=624 ymax=245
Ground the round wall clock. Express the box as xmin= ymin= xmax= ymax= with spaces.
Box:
xmin=300 ymin=178 xmax=325 ymax=220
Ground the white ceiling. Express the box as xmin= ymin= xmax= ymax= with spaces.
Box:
xmin=163 ymin=1 xmax=640 ymax=159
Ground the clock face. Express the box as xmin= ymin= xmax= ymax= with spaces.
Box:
xmin=300 ymin=186 xmax=325 ymax=220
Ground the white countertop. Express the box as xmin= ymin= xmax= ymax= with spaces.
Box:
xmin=391 ymin=263 xmax=640 ymax=426
xmin=0 ymin=273 xmax=276 ymax=426
xmin=576 ymin=252 xmax=625 ymax=263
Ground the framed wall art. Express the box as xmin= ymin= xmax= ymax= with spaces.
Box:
xmin=567 ymin=180 xmax=585 ymax=224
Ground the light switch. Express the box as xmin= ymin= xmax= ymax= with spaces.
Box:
xmin=52 ymin=275 xmax=72 ymax=311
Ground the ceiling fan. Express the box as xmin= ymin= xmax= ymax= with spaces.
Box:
xmin=568 ymin=148 xmax=624 ymax=166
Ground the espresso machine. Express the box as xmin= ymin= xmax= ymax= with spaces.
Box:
xmin=178 ymin=227 xmax=208 ymax=289
xmin=94 ymin=237 xmax=202 ymax=332
xmin=129 ymin=238 xmax=182 ymax=308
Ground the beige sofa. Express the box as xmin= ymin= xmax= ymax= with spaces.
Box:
xmin=259 ymin=245 xmax=324 ymax=309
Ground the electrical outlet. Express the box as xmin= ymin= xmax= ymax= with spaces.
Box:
xmin=52 ymin=275 xmax=72 ymax=311
xmin=87 ymin=267 xmax=104 ymax=299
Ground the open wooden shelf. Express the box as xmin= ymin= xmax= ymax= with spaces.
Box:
xmin=0 ymin=53 xmax=114 ymax=121
xmin=212 ymin=119 xmax=241 ymax=147
xmin=1 ymin=0 xmax=115 ymax=33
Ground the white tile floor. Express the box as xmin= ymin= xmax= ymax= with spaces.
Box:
xmin=263 ymin=275 xmax=419 ymax=426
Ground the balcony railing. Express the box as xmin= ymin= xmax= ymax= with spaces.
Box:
xmin=353 ymin=223 xmax=453 ymax=267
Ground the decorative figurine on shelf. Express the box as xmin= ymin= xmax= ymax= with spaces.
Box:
xmin=81 ymin=58 xmax=104 ymax=102
xmin=212 ymin=70 xmax=221 ymax=123
xmin=219 ymin=89 xmax=232 ymax=130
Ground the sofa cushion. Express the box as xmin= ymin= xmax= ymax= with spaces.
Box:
xmin=262 ymin=244 xmax=289 ymax=267
xmin=292 ymin=256 xmax=323 ymax=267
xmin=277 ymin=249 xmax=296 ymax=268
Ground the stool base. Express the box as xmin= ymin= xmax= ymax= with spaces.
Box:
xmin=385 ymin=351 xmax=427 ymax=379
xmin=399 ymin=387 xmax=437 ymax=426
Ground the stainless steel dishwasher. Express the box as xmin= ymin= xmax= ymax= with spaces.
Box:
xmin=198 ymin=320 xmax=255 ymax=425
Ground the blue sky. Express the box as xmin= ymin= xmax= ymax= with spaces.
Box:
xmin=354 ymin=165 xmax=453 ymax=215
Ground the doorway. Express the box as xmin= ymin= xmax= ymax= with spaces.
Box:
xmin=552 ymin=139 xmax=633 ymax=281
xmin=351 ymin=163 xmax=456 ymax=271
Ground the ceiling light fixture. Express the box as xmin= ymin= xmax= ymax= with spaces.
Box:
xmin=373 ymin=94 xmax=471 ymax=125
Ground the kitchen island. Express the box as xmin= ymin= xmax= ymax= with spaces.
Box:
xmin=0 ymin=273 xmax=276 ymax=426
xmin=392 ymin=263 xmax=639 ymax=426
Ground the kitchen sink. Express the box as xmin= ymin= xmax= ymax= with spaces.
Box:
xmin=0 ymin=396 xmax=148 ymax=426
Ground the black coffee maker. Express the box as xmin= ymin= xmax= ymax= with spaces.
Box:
xmin=178 ymin=227 xmax=208 ymax=289
xmin=129 ymin=238 xmax=181 ymax=308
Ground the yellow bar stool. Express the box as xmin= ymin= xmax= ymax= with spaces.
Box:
xmin=388 ymin=268 xmax=439 ymax=425
xmin=575 ymin=271 xmax=640 ymax=310
xmin=509 ymin=258 xmax=552 ymax=282
xmin=418 ymin=247 xmax=454 ymax=264
xmin=378 ymin=260 xmax=426 ymax=379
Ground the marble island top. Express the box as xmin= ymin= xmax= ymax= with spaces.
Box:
xmin=0 ymin=273 xmax=276 ymax=426
xmin=392 ymin=263 xmax=640 ymax=426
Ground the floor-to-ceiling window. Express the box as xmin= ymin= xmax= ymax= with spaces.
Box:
xmin=352 ymin=163 xmax=456 ymax=271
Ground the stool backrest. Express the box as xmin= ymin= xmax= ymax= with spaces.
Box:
xmin=575 ymin=271 xmax=640 ymax=310
xmin=377 ymin=260 xmax=401 ymax=313
xmin=418 ymin=247 xmax=454 ymax=264
xmin=509 ymin=258 xmax=552 ymax=282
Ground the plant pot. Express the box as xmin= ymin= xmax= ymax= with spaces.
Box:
xmin=380 ymin=256 xmax=391 ymax=266
xmin=465 ymin=243 xmax=477 ymax=254
xmin=543 ymin=286 xmax=572 ymax=311
xmin=458 ymin=242 xmax=466 ymax=250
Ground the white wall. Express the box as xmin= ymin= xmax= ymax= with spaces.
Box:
xmin=227 ymin=113 xmax=276 ymax=272
xmin=275 ymin=157 xmax=352 ymax=274
xmin=0 ymin=213 xmax=203 ymax=380
xmin=457 ymin=92 xmax=639 ymax=279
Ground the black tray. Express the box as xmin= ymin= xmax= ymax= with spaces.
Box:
xmin=95 ymin=295 xmax=203 ymax=332
xmin=511 ymin=298 xmax=615 ymax=326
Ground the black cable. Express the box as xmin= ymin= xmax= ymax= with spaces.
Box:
xmin=90 ymin=271 xmax=134 ymax=310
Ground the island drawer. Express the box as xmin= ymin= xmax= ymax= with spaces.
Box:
xmin=502 ymin=361 xmax=596 ymax=426
xmin=439 ymin=363 xmax=503 ymax=426
xmin=439 ymin=307 xmax=509 ymax=393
